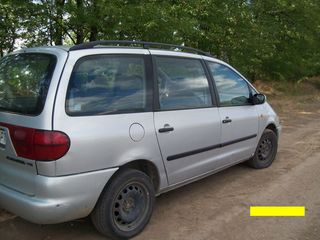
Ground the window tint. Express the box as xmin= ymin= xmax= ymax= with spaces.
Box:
xmin=208 ymin=62 xmax=251 ymax=107
xmin=0 ymin=53 xmax=56 ymax=115
xmin=155 ymin=57 xmax=212 ymax=110
xmin=66 ymin=55 xmax=147 ymax=116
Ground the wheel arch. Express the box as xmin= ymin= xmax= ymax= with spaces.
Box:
xmin=118 ymin=159 xmax=160 ymax=192
xmin=265 ymin=123 xmax=278 ymax=137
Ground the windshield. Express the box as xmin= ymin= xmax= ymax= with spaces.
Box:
xmin=0 ymin=53 xmax=57 ymax=115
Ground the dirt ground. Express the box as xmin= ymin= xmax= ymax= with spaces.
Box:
xmin=1 ymin=87 xmax=320 ymax=240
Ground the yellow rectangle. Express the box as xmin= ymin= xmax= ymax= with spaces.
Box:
xmin=250 ymin=206 xmax=305 ymax=217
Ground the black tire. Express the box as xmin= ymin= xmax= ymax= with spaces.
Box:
xmin=91 ymin=169 xmax=155 ymax=240
xmin=247 ymin=129 xmax=278 ymax=169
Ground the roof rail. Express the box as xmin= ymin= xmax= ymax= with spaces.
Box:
xmin=69 ymin=40 xmax=212 ymax=57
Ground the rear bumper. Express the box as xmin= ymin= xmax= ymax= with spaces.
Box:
xmin=0 ymin=167 xmax=118 ymax=224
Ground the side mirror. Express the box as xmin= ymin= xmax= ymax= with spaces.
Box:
xmin=252 ymin=93 xmax=266 ymax=105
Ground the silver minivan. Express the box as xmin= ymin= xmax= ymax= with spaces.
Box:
xmin=0 ymin=41 xmax=281 ymax=239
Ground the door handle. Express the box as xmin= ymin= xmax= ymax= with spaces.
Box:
xmin=158 ymin=124 xmax=174 ymax=133
xmin=222 ymin=118 xmax=232 ymax=124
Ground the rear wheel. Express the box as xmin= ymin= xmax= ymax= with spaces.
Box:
xmin=91 ymin=169 xmax=155 ymax=239
xmin=247 ymin=129 xmax=278 ymax=169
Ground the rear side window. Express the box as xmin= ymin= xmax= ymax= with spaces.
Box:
xmin=155 ymin=56 xmax=212 ymax=110
xmin=0 ymin=53 xmax=56 ymax=115
xmin=66 ymin=55 xmax=148 ymax=116
xmin=208 ymin=62 xmax=251 ymax=107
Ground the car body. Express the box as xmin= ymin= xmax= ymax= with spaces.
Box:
xmin=0 ymin=41 xmax=281 ymax=239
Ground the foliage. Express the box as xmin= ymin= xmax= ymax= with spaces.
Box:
xmin=0 ymin=0 xmax=319 ymax=81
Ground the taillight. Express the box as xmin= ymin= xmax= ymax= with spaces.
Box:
xmin=32 ymin=130 xmax=70 ymax=160
xmin=1 ymin=123 xmax=70 ymax=161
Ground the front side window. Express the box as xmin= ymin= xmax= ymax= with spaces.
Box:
xmin=208 ymin=62 xmax=251 ymax=107
xmin=66 ymin=55 xmax=147 ymax=116
xmin=0 ymin=53 xmax=56 ymax=115
xmin=155 ymin=56 xmax=212 ymax=110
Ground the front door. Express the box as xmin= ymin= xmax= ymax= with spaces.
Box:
xmin=207 ymin=61 xmax=259 ymax=165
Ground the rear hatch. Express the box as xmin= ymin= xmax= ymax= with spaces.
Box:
xmin=0 ymin=48 xmax=68 ymax=196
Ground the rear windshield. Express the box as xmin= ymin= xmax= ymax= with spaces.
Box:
xmin=0 ymin=53 xmax=57 ymax=115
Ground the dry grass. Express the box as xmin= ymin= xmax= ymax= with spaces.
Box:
xmin=253 ymin=77 xmax=320 ymax=115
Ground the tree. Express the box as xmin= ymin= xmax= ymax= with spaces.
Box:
xmin=0 ymin=0 xmax=319 ymax=80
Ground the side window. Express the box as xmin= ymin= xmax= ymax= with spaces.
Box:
xmin=66 ymin=55 xmax=147 ymax=116
xmin=207 ymin=62 xmax=251 ymax=107
xmin=155 ymin=56 xmax=212 ymax=110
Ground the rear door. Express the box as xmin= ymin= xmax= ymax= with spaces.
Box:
xmin=206 ymin=61 xmax=259 ymax=165
xmin=152 ymin=53 xmax=222 ymax=185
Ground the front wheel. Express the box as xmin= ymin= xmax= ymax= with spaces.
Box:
xmin=91 ymin=169 xmax=155 ymax=239
xmin=247 ymin=129 xmax=278 ymax=169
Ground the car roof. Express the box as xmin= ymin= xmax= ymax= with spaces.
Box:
xmin=11 ymin=41 xmax=217 ymax=60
